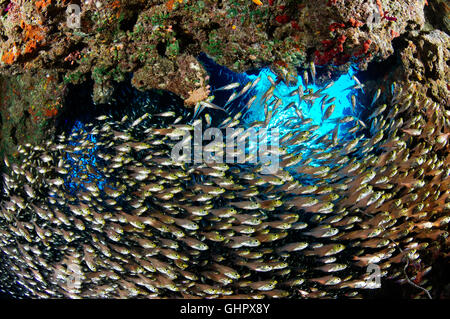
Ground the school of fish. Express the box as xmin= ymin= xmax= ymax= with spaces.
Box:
xmin=0 ymin=65 xmax=449 ymax=299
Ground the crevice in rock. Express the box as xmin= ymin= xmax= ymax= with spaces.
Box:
xmin=55 ymin=75 xmax=187 ymax=136
xmin=202 ymin=22 xmax=221 ymax=37
xmin=424 ymin=1 xmax=449 ymax=34
xmin=357 ymin=52 xmax=400 ymax=82
xmin=10 ymin=126 xmax=17 ymax=145
xmin=172 ymin=16 xmax=197 ymax=55
xmin=156 ymin=41 xmax=167 ymax=57
xmin=119 ymin=9 xmax=141 ymax=32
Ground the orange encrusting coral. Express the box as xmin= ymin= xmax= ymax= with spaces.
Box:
xmin=166 ymin=0 xmax=184 ymax=11
xmin=1 ymin=15 xmax=47 ymax=64
xmin=1 ymin=49 xmax=16 ymax=65
xmin=109 ymin=0 xmax=123 ymax=18
xmin=166 ymin=0 xmax=175 ymax=11
xmin=35 ymin=0 xmax=52 ymax=11
xmin=349 ymin=18 xmax=364 ymax=28
xmin=24 ymin=41 xmax=37 ymax=54
xmin=44 ymin=108 xmax=58 ymax=117
xmin=22 ymin=23 xmax=46 ymax=55
xmin=24 ymin=24 xmax=45 ymax=43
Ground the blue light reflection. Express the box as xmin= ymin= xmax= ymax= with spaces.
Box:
xmin=64 ymin=121 xmax=106 ymax=193
xmin=245 ymin=66 xmax=360 ymax=137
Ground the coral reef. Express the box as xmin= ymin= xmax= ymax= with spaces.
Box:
xmin=398 ymin=29 xmax=449 ymax=105
xmin=0 ymin=70 xmax=63 ymax=163
xmin=0 ymin=7 xmax=440 ymax=89
xmin=0 ymin=0 xmax=449 ymax=300
xmin=0 ymin=0 xmax=432 ymax=97
xmin=0 ymin=0 xmax=440 ymax=160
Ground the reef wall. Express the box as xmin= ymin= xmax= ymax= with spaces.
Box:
xmin=0 ymin=0 xmax=448 ymax=161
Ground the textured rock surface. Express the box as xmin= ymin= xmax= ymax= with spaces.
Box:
xmin=304 ymin=0 xmax=426 ymax=68
xmin=0 ymin=0 xmax=429 ymax=96
xmin=425 ymin=0 xmax=450 ymax=34
xmin=0 ymin=70 xmax=63 ymax=163
xmin=0 ymin=0 xmax=447 ymax=159
xmin=398 ymin=30 xmax=449 ymax=105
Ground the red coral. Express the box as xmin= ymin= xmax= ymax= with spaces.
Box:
xmin=321 ymin=39 xmax=334 ymax=48
xmin=314 ymin=48 xmax=332 ymax=65
xmin=275 ymin=15 xmax=290 ymax=24
xmin=353 ymin=39 xmax=372 ymax=57
xmin=291 ymin=20 xmax=301 ymax=31
xmin=45 ymin=108 xmax=58 ymax=117
xmin=314 ymin=35 xmax=348 ymax=65
xmin=329 ymin=22 xmax=345 ymax=32
xmin=363 ymin=39 xmax=372 ymax=51
xmin=390 ymin=30 xmax=400 ymax=39
xmin=335 ymin=34 xmax=346 ymax=51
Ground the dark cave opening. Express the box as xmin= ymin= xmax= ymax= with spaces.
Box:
xmin=55 ymin=75 xmax=187 ymax=137
xmin=55 ymin=50 xmax=398 ymax=150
